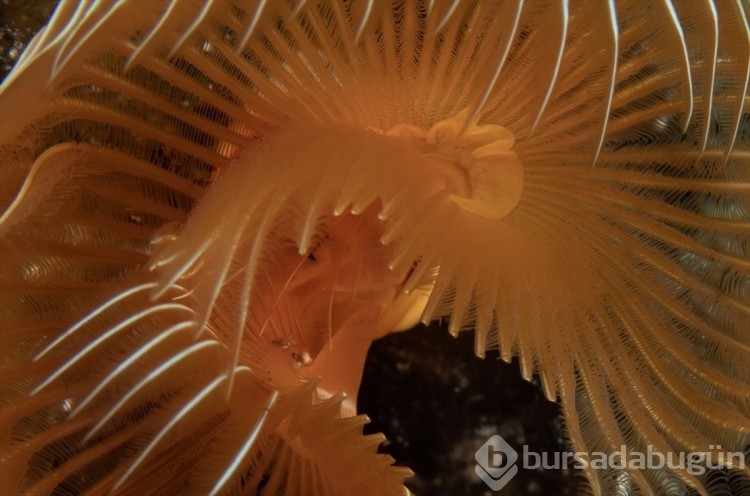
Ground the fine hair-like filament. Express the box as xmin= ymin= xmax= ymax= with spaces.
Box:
xmin=1 ymin=1 xmax=749 ymax=495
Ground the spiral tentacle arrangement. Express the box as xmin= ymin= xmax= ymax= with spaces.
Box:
xmin=1 ymin=1 xmax=748 ymax=494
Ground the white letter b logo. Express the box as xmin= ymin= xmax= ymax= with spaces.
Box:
xmin=475 ymin=435 xmax=519 ymax=491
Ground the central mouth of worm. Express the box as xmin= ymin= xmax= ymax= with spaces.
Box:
xmin=385 ymin=110 xmax=524 ymax=219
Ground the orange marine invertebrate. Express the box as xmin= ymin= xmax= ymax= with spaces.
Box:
xmin=0 ymin=1 xmax=748 ymax=495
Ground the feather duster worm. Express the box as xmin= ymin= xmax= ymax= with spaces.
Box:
xmin=1 ymin=1 xmax=749 ymax=494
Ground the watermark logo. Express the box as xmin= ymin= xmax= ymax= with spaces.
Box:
xmin=474 ymin=435 xmax=519 ymax=491
xmin=474 ymin=435 xmax=745 ymax=491
xmin=475 ymin=435 xmax=746 ymax=491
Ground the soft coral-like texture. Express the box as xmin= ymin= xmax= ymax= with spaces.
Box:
xmin=1 ymin=1 xmax=748 ymax=494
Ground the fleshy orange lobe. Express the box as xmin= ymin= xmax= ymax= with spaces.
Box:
xmin=386 ymin=109 xmax=523 ymax=219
